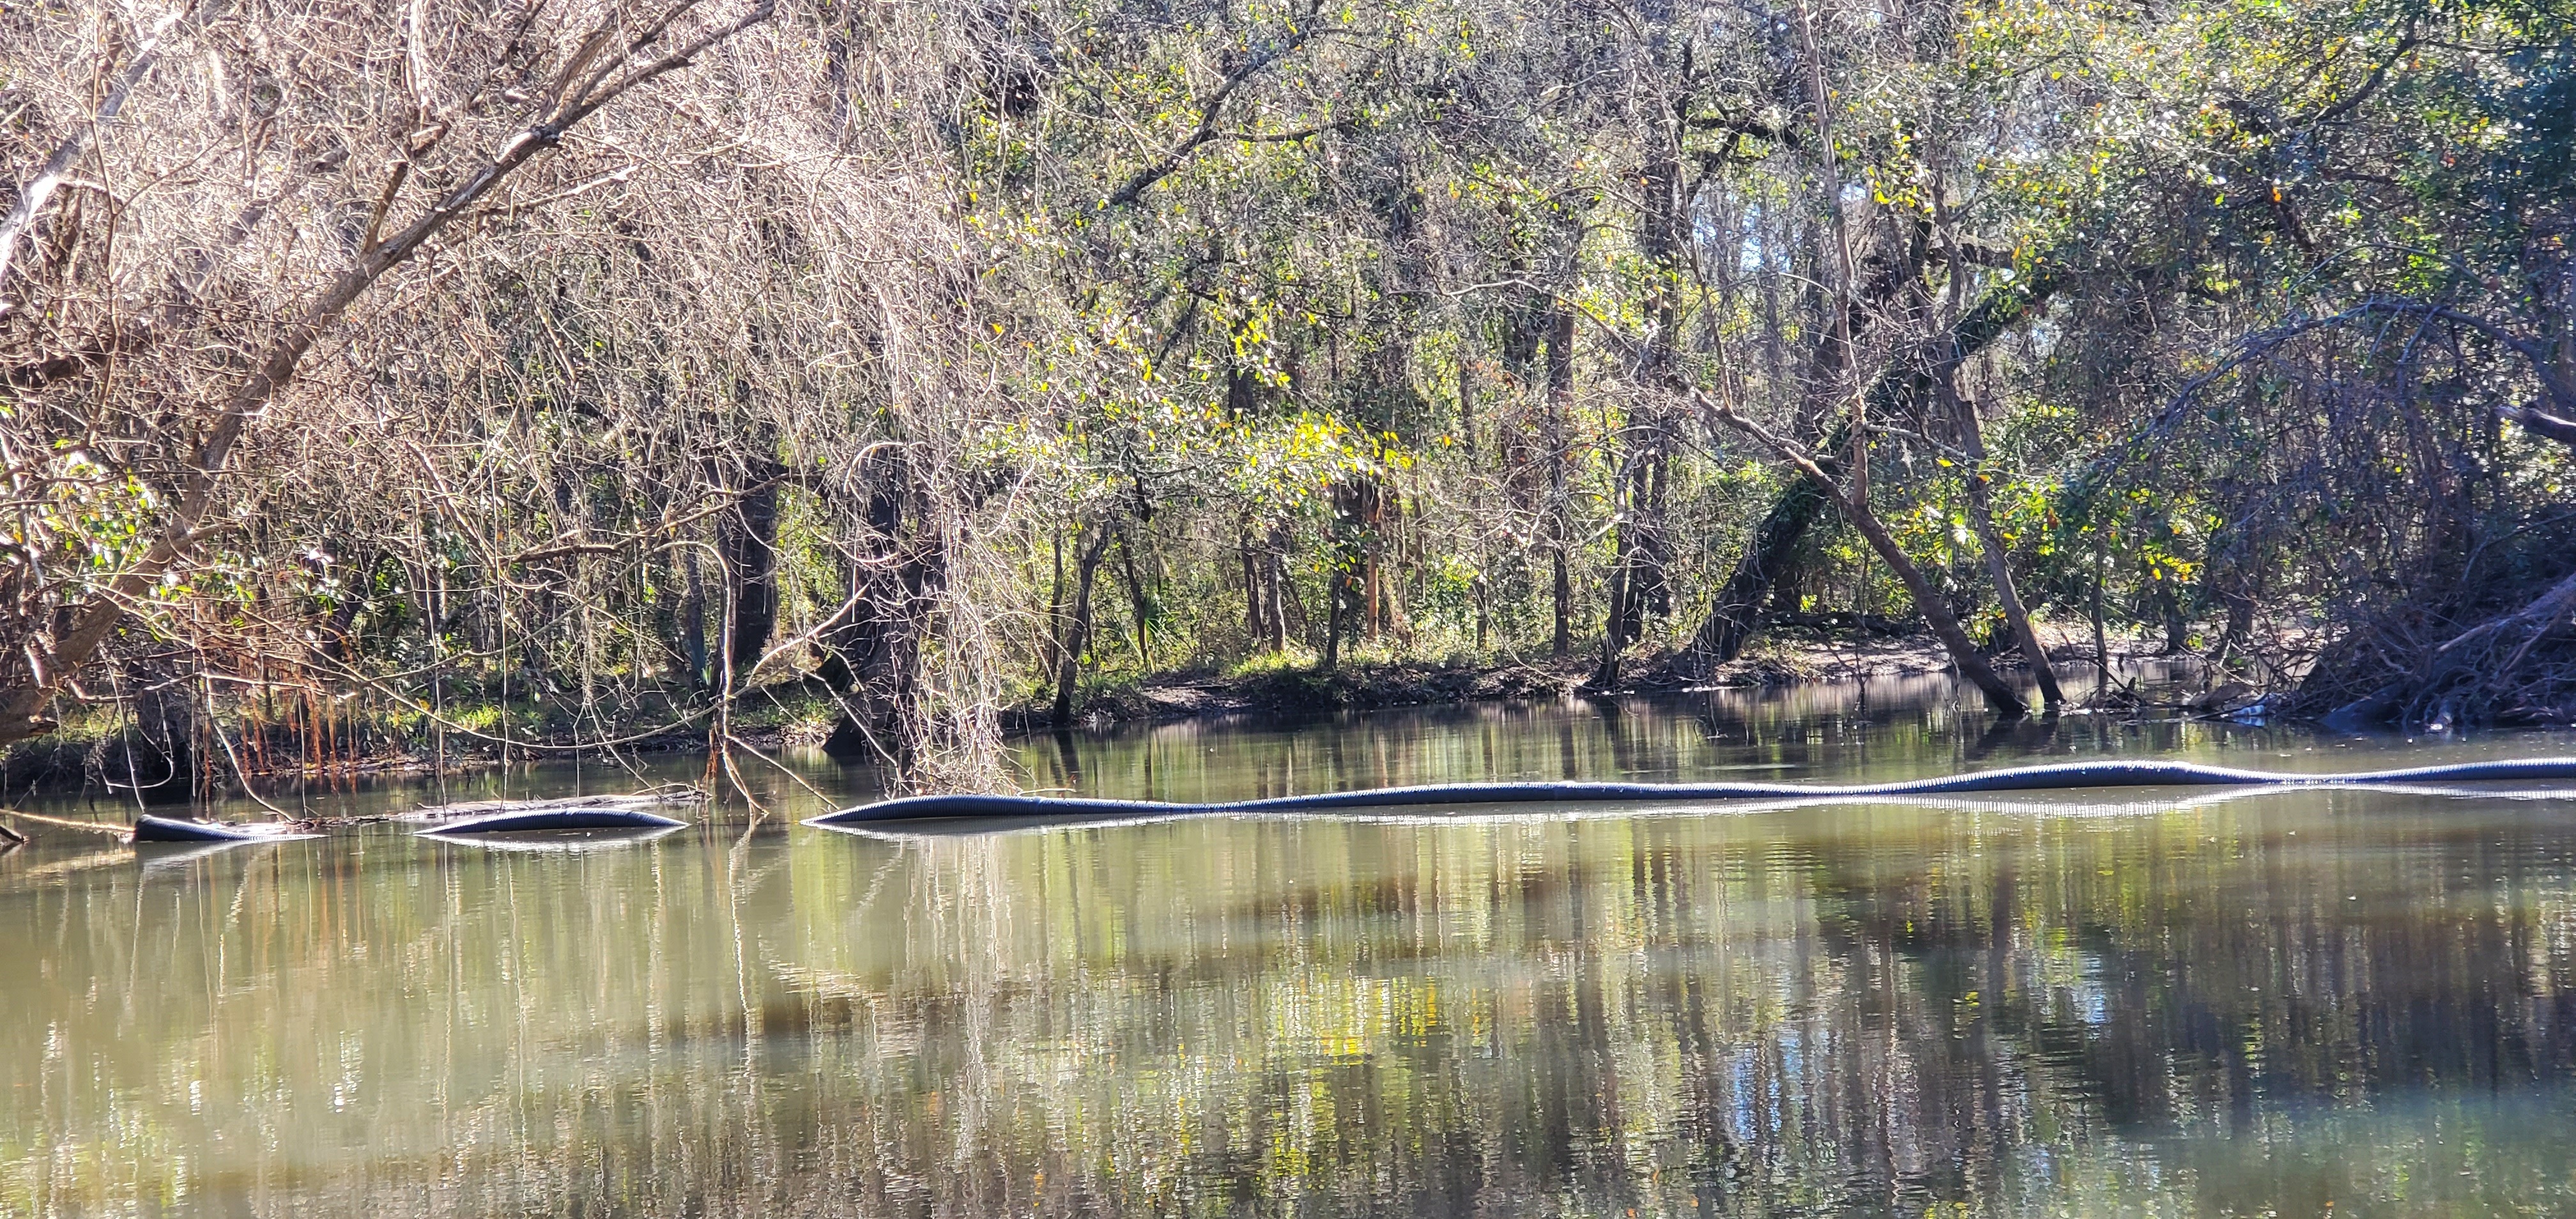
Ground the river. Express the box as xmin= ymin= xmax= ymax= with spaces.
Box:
xmin=6 ymin=675 xmax=2576 ymax=1216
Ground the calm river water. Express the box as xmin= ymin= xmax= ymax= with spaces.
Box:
xmin=7 ymin=675 xmax=2576 ymax=1216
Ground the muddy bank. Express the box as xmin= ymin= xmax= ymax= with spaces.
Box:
xmin=1010 ymin=623 xmax=2214 ymax=732
xmin=1015 ymin=657 xmax=1579 ymax=731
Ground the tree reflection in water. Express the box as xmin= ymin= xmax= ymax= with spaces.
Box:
xmin=4 ymin=686 xmax=2575 ymax=1216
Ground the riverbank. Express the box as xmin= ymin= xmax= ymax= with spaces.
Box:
xmin=3 ymin=621 xmax=2233 ymax=798
xmin=1013 ymin=618 xmax=2220 ymax=730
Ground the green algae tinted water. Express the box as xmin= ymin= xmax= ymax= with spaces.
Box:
xmin=7 ymin=677 xmax=2576 ymax=1216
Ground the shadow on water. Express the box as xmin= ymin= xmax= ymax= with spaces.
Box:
xmin=4 ymin=673 xmax=2576 ymax=1216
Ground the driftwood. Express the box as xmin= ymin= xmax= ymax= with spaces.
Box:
xmin=2308 ymin=568 xmax=2576 ymax=730
xmin=131 ymin=815 xmax=319 ymax=843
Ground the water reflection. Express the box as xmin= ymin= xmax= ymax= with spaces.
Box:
xmin=1009 ymin=673 xmax=2455 ymax=807
xmin=4 ymin=681 xmax=2576 ymax=1216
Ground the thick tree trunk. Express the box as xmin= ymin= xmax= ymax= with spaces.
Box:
xmin=1620 ymin=102 xmax=1682 ymax=652
xmin=678 ymin=552 xmax=710 ymax=690
xmin=1595 ymin=556 xmax=1630 ymax=690
xmin=820 ymin=452 xmax=947 ymax=760
xmin=721 ymin=461 xmax=783 ymax=673
xmin=816 ymin=461 xmax=907 ymax=694
xmin=1597 ymin=434 xmax=1670 ymax=688
xmin=1673 ymin=472 xmax=1836 ymax=677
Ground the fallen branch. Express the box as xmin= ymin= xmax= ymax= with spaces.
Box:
xmin=0 ymin=808 xmax=131 ymax=838
xmin=2434 ymin=568 xmax=2576 ymax=658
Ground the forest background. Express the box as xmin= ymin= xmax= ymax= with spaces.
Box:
xmin=2 ymin=0 xmax=2571 ymax=795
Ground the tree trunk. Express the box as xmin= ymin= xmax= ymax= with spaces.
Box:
xmin=1949 ymin=382 xmax=2063 ymax=709
xmin=2212 ymin=569 xmax=2260 ymax=677
xmin=678 ymin=551 xmax=710 ymax=691
xmin=1594 ymin=556 xmax=1630 ymax=690
xmin=1963 ymin=474 xmax=2060 ymax=709
xmin=1552 ymin=547 xmax=1572 ymax=660
xmin=820 ymin=451 xmax=947 ymax=761
xmin=1840 ymin=498 xmax=2028 ymax=717
xmin=1269 ymin=527 xmax=1301 ymax=649
xmin=1322 ymin=568 xmax=1351 ymax=671
xmin=2150 ymin=578 xmax=2189 ymax=654
xmin=1116 ymin=530 xmax=1153 ymax=671
xmin=721 ymin=460 xmax=783 ymax=673
xmin=1673 ymin=473 xmax=1836 ymax=677
xmin=1545 ymin=305 xmax=1575 ymax=661
xmin=1596 ymin=424 xmax=1670 ymax=688
xmin=817 ymin=459 xmax=907 ymax=694
xmin=1050 ymin=528 xmax=1112 ymax=726
xmin=1637 ymin=450 xmax=1670 ymax=619
xmin=1239 ymin=525 xmax=1266 ymax=648
xmin=2092 ymin=536 xmax=2111 ymax=682
xmin=1041 ymin=526 xmax=1068 ymax=679
xmin=122 ymin=661 xmax=197 ymax=805
xmin=1360 ymin=498 xmax=1383 ymax=641
xmin=1623 ymin=99 xmax=1681 ymax=647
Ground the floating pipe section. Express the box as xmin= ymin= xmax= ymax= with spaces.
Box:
xmin=445 ymin=825 xmax=687 ymax=852
xmin=806 ymin=757 xmax=2576 ymax=827
xmin=420 ymin=808 xmax=691 ymax=835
